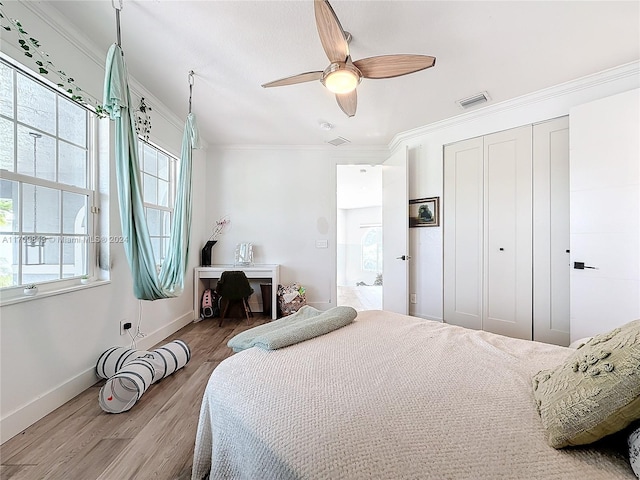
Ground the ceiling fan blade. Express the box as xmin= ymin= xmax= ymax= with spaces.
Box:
xmin=314 ymin=0 xmax=349 ymax=63
xmin=261 ymin=71 xmax=324 ymax=88
xmin=353 ymin=54 xmax=436 ymax=79
xmin=336 ymin=90 xmax=357 ymax=117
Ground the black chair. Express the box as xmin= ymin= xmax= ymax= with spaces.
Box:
xmin=215 ymin=271 xmax=254 ymax=327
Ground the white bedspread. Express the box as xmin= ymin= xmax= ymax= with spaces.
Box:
xmin=192 ymin=310 xmax=633 ymax=479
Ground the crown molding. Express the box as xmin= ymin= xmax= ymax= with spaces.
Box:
xmin=212 ymin=144 xmax=390 ymax=155
xmin=388 ymin=60 xmax=640 ymax=152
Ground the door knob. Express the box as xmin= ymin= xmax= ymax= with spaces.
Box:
xmin=396 ymin=255 xmax=411 ymax=261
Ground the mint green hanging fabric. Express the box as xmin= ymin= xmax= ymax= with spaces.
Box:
xmin=103 ymin=44 xmax=197 ymax=300
xmin=158 ymin=112 xmax=198 ymax=294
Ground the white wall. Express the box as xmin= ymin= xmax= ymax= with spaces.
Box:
xmin=569 ymin=89 xmax=640 ymax=340
xmin=395 ymin=62 xmax=639 ymax=322
xmin=203 ymin=147 xmax=387 ymax=310
xmin=0 ymin=2 xmax=206 ymax=443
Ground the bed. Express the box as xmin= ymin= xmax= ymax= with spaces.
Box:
xmin=192 ymin=310 xmax=634 ymax=479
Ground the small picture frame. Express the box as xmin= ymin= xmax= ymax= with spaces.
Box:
xmin=409 ymin=197 xmax=439 ymax=227
xmin=234 ymin=242 xmax=254 ymax=266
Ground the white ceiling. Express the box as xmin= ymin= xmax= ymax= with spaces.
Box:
xmin=337 ymin=164 xmax=382 ymax=209
xmin=43 ymin=1 xmax=639 ymax=147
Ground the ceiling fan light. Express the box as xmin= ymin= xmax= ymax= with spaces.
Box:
xmin=324 ymin=69 xmax=359 ymax=94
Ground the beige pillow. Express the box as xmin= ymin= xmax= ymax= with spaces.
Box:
xmin=532 ymin=319 xmax=640 ymax=448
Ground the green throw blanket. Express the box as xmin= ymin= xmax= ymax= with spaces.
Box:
xmin=227 ymin=305 xmax=357 ymax=352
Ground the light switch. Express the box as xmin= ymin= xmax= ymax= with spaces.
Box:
xmin=316 ymin=239 xmax=328 ymax=248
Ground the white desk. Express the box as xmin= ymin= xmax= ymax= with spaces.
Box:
xmin=194 ymin=264 xmax=280 ymax=320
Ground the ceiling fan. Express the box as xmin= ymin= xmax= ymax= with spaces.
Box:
xmin=261 ymin=0 xmax=436 ymax=117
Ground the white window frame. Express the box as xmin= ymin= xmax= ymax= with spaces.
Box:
xmin=0 ymin=54 xmax=99 ymax=303
xmin=138 ymin=139 xmax=177 ymax=269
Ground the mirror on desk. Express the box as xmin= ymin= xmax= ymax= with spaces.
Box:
xmin=234 ymin=242 xmax=253 ymax=266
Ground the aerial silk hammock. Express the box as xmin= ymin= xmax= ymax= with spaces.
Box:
xmin=102 ymin=0 xmax=200 ymax=300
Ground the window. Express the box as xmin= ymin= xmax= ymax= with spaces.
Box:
xmin=0 ymin=57 xmax=97 ymax=290
xmin=361 ymin=226 xmax=382 ymax=273
xmin=139 ymin=140 xmax=177 ymax=268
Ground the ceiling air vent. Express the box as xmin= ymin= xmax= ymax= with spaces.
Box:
xmin=456 ymin=91 xmax=490 ymax=109
xmin=327 ymin=136 xmax=351 ymax=147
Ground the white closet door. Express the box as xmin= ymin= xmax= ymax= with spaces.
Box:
xmin=533 ymin=117 xmax=570 ymax=345
xmin=483 ymin=125 xmax=533 ymax=340
xmin=443 ymin=137 xmax=484 ymax=330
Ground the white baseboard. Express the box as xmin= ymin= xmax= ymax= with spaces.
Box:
xmin=0 ymin=366 xmax=98 ymax=444
xmin=0 ymin=310 xmax=195 ymax=445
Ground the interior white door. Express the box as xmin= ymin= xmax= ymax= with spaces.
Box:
xmin=533 ymin=116 xmax=570 ymax=346
xmin=443 ymin=137 xmax=484 ymax=330
xmin=382 ymin=146 xmax=409 ymax=314
xmin=569 ymin=89 xmax=640 ymax=341
xmin=482 ymin=125 xmax=533 ymax=340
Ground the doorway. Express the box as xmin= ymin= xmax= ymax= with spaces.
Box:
xmin=336 ymin=165 xmax=383 ymax=310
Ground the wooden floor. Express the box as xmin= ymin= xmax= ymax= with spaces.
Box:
xmin=0 ymin=314 xmax=269 ymax=480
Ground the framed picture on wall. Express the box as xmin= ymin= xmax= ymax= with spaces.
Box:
xmin=409 ymin=197 xmax=439 ymax=227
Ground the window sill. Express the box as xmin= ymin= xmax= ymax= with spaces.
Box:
xmin=0 ymin=280 xmax=111 ymax=307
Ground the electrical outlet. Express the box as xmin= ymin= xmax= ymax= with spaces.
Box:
xmin=410 ymin=293 xmax=417 ymax=304
xmin=120 ymin=319 xmax=131 ymax=336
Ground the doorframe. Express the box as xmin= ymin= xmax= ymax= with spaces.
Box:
xmin=335 ymin=163 xmax=384 ymax=310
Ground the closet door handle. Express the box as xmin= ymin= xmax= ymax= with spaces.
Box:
xmin=574 ymin=261 xmax=598 ymax=270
